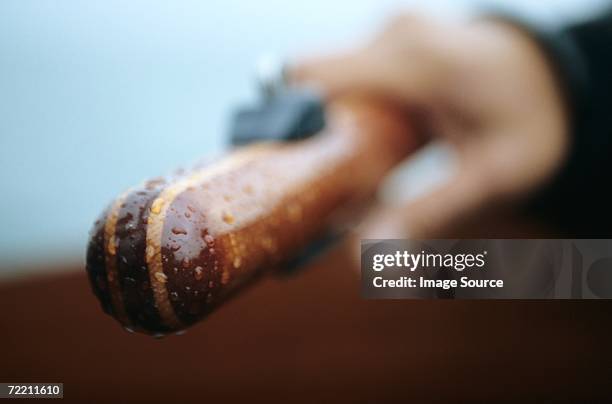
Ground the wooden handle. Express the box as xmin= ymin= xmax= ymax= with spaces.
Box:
xmin=86 ymin=97 xmax=419 ymax=335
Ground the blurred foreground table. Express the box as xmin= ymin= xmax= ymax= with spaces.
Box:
xmin=1 ymin=245 xmax=611 ymax=403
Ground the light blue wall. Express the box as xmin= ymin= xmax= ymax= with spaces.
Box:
xmin=0 ymin=0 xmax=605 ymax=273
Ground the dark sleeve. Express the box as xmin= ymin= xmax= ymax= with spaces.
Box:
xmin=499 ymin=7 xmax=612 ymax=237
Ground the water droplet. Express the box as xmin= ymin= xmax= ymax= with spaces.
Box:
xmin=233 ymin=256 xmax=242 ymax=268
xmin=194 ymin=266 xmax=204 ymax=280
xmin=169 ymin=291 xmax=179 ymax=301
xmin=154 ymin=272 xmax=168 ymax=283
xmin=145 ymin=245 xmax=155 ymax=261
xmin=182 ymin=258 xmax=190 ymax=268
xmin=150 ymin=198 xmax=164 ymax=214
xmin=222 ymin=211 xmax=235 ymax=224
xmin=172 ymin=227 xmax=187 ymax=235
xmin=124 ymin=277 xmax=136 ymax=286
xmin=204 ymin=234 xmax=214 ymax=245
xmin=184 ymin=211 xmax=191 ymax=218
xmin=123 ymin=326 xmax=135 ymax=333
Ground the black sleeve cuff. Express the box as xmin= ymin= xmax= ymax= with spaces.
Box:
xmin=483 ymin=7 xmax=612 ymax=236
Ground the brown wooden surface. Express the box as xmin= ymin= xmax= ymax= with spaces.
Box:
xmin=1 ymin=245 xmax=611 ymax=403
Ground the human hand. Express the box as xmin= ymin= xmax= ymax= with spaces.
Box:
xmin=291 ymin=13 xmax=569 ymax=237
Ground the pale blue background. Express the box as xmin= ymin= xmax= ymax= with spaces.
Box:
xmin=0 ymin=0 xmax=605 ymax=275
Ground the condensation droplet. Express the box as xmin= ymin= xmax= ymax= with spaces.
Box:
xmin=154 ymin=272 xmax=168 ymax=283
xmin=194 ymin=266 xmax=204 ymax=280
xmin=145 ymin=245 xmax=155 ymax=261
xmin=233 ymin=256 xmax=242 ymax=268
xmin=150 ymin=198 xmax=164 ymax=214
xmin=172 ymin=227 xmax=187 ymax=235
xmin=222 ymin=211 xmax=235 ymax=224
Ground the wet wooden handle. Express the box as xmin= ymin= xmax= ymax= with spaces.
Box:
xmin=86 ymin=97 xmax=419 ymax=335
